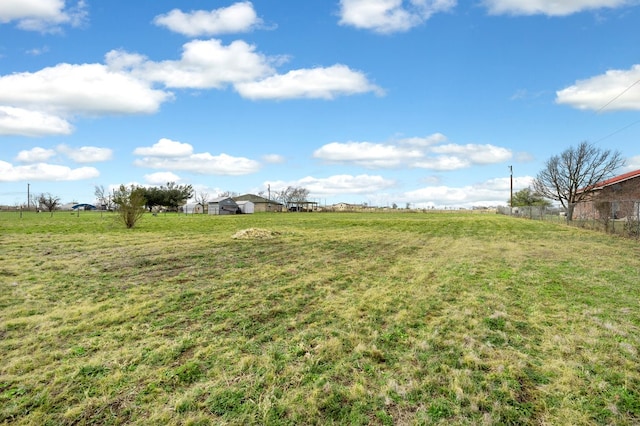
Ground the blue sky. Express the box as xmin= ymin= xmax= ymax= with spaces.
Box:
xmin=1 ymin=0 xmax=639 ymax=208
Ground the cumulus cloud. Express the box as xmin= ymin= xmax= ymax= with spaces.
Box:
xmin=144 ymin=172 xmax=182 ymax=185
xmin=403 ymin=175 xmax=534 ymax=208
xmin=56 ymin=144 xmax=113 ymax=163
xmin=0 ymin=0 xmax=88 ymax=32
xmin=483 ymin=0 xmax=631 ymax=16
xmin=133 ymin=138 xmax=261 ymax=175
xmin=106 ymin=42 xmax=381 ymax=99
xmin=16 ymin=147 xmax=56 ymax=163
xmin=0 ymin=63 xmax=171 ymax=116
xmin=235 ymin=65 xmax=384 ymax=100
xmin=267 ymin=174 xmax=396 ymax=197
xmin=133 ymin=138 xmax=194 ymax=157
xmin=153 ymin=2 xmax=263 ymax=37
xmin=338 ymin=0 xmax=456 ymax=34
xmin=314 ymin=141 xmax=423 ymax=168
xmin=556 ymin=65 xmax=640 ymax=111
xmin=106 ymin=40 xmax=276 ymax=90
xmin=314 ymin=134 xmax=513 ymax=170
xmin=0 ymin=160 xmax=99 ymax=182
xmin=0 ymin=106 xmax=73 ymax=136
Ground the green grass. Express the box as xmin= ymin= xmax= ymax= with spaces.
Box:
xmin=1 ymin=211 xmax=639 ymax=425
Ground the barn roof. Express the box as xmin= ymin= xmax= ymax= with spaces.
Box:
xmin=234 ymin=194 xmax=283 ymax=205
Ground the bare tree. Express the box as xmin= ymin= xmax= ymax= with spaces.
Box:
xmin=94 ymin=185 xmax=112 ymax=210
xmin=112 ymin=184 xmax=146 ymax=228
xmin=194 ymin=191 xmax=210 ymax=214
xmin=275 ymin=186 xmax=309 ymax=208
xmin=533 ymin=141 xmax=624 ymax=221
xmin=38 ymin=193 xmax=60 ymax=217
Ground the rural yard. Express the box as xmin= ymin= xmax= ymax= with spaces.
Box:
xmin=1 ymin=211 xmax=639 ymax=425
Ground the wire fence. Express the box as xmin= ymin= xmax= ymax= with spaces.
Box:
xmin=497 ymin=200 xmax=640 ymax=239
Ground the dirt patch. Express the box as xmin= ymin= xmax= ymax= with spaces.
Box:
xmin=232 ymin=228 xmax=281 ymax=240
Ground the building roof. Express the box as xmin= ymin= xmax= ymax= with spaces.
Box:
xmin=233 ymin=194 xmax=282 ymax=205
xmin=587 ymin=169 xmax=640 ymax=191
xmin=209 ymin=196 xmax=235 ymax=203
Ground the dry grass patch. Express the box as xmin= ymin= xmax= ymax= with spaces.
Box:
xmin=231 ymin=228 xmax=282 ymax=240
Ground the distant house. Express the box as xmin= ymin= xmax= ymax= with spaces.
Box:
xmin=574 ymin=169 xmax=640 ymax=220
xmin=331 ymin=202 xmax=363 ymax=211
xmin=233 ymin=194 xmax=283 ymax=212
xmin=208 ymin=197 xmax=240 ymax=215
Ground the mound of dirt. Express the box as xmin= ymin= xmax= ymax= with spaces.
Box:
xmin=231 ymin=228 xmax=281 ymax=240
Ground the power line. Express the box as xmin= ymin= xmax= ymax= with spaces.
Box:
xmin=596 ymin=78 xmax=640 ymax=114
xmin=593 ymin=117 xmax=640 ymax=144
xmin=590 ymin=77 xmax=640 ymax=144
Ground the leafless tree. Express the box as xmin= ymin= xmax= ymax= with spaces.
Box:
xmin=194 ymin=191 xmax=210 ymax=213
xmin=94 ymin=185 xmax=112 ymax=210
xmin=533 ymin=141 xmax=624 ymax=221
xmin=38 ymin=193 xmax=60 ymax=217
xmin=275 ymin=186 xmax=309 ymax=208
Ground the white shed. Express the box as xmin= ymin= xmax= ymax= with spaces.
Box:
xmin=236 ymin=200 xmax=255 ymax=214
xmin=183 ymin=203 xmax=204 ymax=214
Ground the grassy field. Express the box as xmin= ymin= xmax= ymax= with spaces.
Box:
xmin=1 ymin=211 xmax=639 ymax=425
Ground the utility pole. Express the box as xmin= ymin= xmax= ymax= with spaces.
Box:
xmin=509 ymin=165 xmax=513 ymax=215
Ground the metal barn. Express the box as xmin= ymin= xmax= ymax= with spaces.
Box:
xmin=208 ymin=197 xmax=240 ymax=215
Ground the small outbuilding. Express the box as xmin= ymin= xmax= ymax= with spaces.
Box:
xmin=236 ymin=200 xmax=255 ymax=214
xmin=183 ymin=203 xmax=204 ymax=214
xmin=208 ymin=197 xmax=240 ymax=215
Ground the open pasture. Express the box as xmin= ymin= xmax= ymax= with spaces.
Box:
xmin=1 ymin=211 xmax=639 ymax=425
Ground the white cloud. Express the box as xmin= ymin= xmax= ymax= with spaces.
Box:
xmin=134 ymin=153 xmax=261 ymax=176
xmin=133 ymin=138 xmax=194 ymax=157
xmin=430 ymin=143 xmax=513 ymax=164
xmin=0 ymin=63 xmax=171 ymax=116
xmin=625 ymin=155 xmax=640 ymax=171
xmin=144 ymin=172 xmax=182 ymax=185
xmin=56 ymin=144 xmax=113 ymax=163
xmin=108 ymin=40 xmax=276 ymax=90
xmin=314 ymin=135 xmax=513 ymax=170
xmin=403 ymin=175 xmax=534 ymax=208
xmin=483 ymin=0 xmax=631 ymax=16
xmin=314 ymin=141 xmax=423 ymax=168
xmin=267 ymin=174 xmax=396 ymax=197
xmin=0 ymin=0 xmax=87 ymax=32
xmin=556 ymin=65 xmax=640 ymax=111
xmin=338 ymin=0 xmax=456 ymax=34
xmin=0 ymin=160 xmax=99 ymax=182
xmin=236 ymin=65 xmax=384 ymax=100
xmin=133 ymin=139 xmax=261 ymax=175
xmin=153 ymin=2 xmax=263 ymax=37
xmin=16 ymin=147 xmax=56 ymax=163
xmin=0 ymin=106 xmax=72 ymax=136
